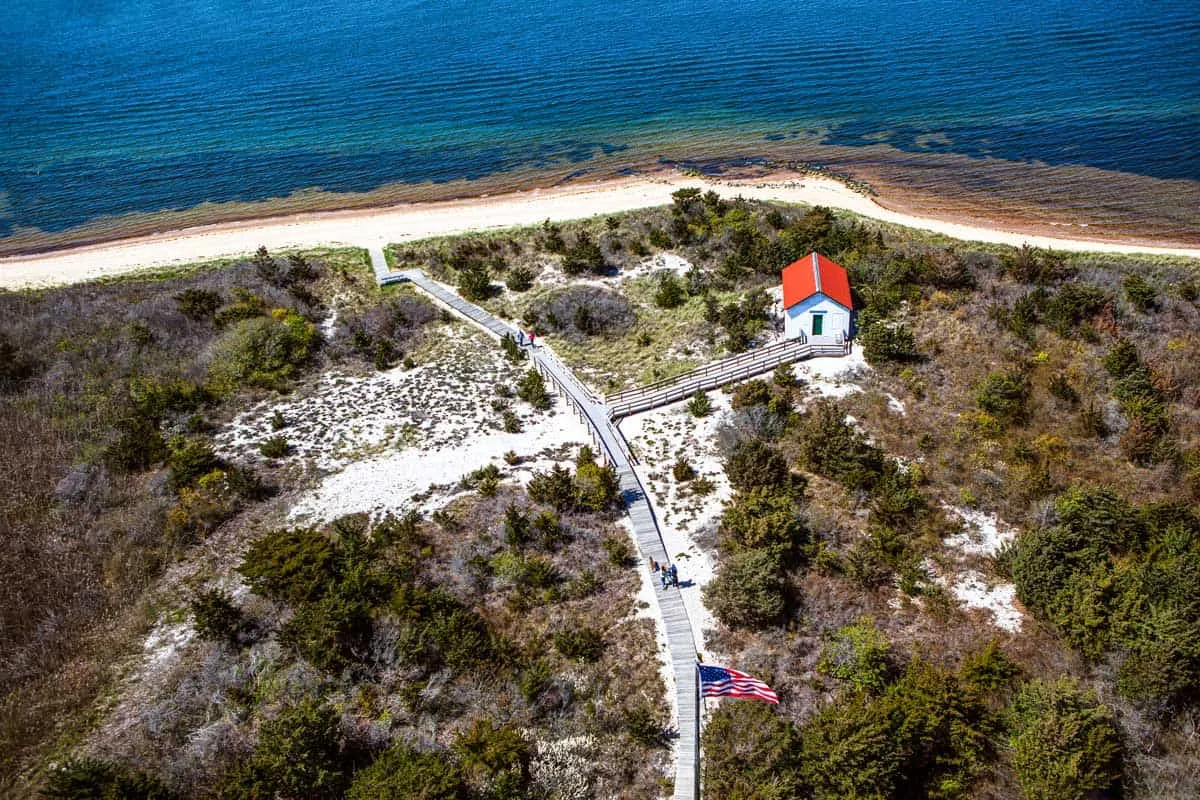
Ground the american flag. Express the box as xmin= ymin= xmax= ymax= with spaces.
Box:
xmin=698 ymin=663 xmax=779 ymax=704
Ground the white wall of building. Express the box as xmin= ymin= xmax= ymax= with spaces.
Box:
xmin=784 ymin=294 xmax=851 ymax=342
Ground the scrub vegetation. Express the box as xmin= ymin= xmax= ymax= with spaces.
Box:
xmin=5 ymin=195 xmax=1200 ymax=799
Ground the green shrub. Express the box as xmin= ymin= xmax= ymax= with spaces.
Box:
xmin=259 ymin=434 xmax=290 ymax=458
xmin=672 ymin=457 xmax=696 ymax=482
xmin=501 ymin=409 xmax=522 ymax=433
xmin=817 ymin=617 xmax=893 ymax=693
xmin=456 ymin=262 xmax=493 ymax=302
xmin=500 ymin=334 xmax=525 ymax=364
xmin=553 ymin=626 xmax=606 ymax=662
xmin=517 ymin=369 xmax=551 ymax=409
xmin=190 ymin=588 xmax=243 ymax=644
xmin=1123 ymin=273 xmax=1156 ymax=312
xmin=687 ymin=391 xmax=712 ymax=417
xmin=975 ymin=370 xmax=1030 ymax=426
xmin=725 ymin=439 xmax=790 ymax=493
xmin=801 ymin=659 xmax=990 ymax=800
xmin=703 ymin=546 xmax=787 ymax=629
xmin=453 ymin=719 xmax=531 ymax=784
xmin=527 ymin=464 xmax=576 ymax=511
xmin=648 ymin=227 xmax=672 ymax=249
xmin=1008 ymin=679 xmax=1122 ymax=800
xmin=346 ymin=744 xmax=467 ymax=800
xmin=213 ymin=287 xmax=268 ymax=328
xmin=772 ymin=363 xmax=797 ymax=388
xmin=574 ymin=462 xmax=621 ymax=512
xmin=278 ymin=587 xmax=372 ymax=672
xmin=540 ymin=219 xmax=566 ymax=253
xmin=270 ymin=410 xmax=288 ymax=430
xmin=223 ymin=700 xmax=348 ymax=800
xmin=602 ymin=536 xmax=634 ymax=567
xmin=562 ymin=231 xmax=606 ymax=276
xmin=208 ymin=309 xmax=318 ymax=393
xmin=1103 ymin=339 xmax=1141 ymax=378
xmin=653 ymin=273 xmax=687 ymax=309
xmin=731 ymin=379 xmax=772 ymax=410
xmin=703 ymin=702 xmax=802 ymax=800
xmin=239 ymin=527 xmax=337 ymax=605
xmin=506 ymin=266 xmax=534 ymax=293
xmin=393 ymin=586 xmax=496 ymax=672
xmin=796 ymin=399 xmax=884 ymax=490
xmin=174 ymin=288 xmax=222 ymax=321
xmin=861 ymin=323 xmax=920 ymax=365
xmin=166 ymin=435 xmax=223 ymax=493
xmin=104 ymin=415 xmax=167 ymax=473
xmin=718 ymin=488 xmax=807 ymax=556
xmin=42 ymin=758 xmax=174 ymax=800
xmin=624 ymin=705 xmax=669 ymax=748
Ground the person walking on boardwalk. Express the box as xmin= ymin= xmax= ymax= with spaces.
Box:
xmin=649 ymin=557 xmax=658 ymax=574
xmin=669 ymin=563 xmax=678 ymax=587
xmin=660 ymin=566 xmax=669 ymax=589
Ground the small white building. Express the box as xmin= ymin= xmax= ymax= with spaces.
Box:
xmin=782 ymin=252 xmax=854 ymax=344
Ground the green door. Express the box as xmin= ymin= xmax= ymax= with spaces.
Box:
xmin=811 ymin=314 xmax=823 ymax=336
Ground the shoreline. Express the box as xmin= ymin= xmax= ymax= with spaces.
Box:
xmin=2 ymin=171 xmax=1198 ymax=289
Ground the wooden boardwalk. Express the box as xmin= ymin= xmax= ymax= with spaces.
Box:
xmin=608 ymin=335 xmax=851 ymax=419
xmin=382 ymin=267 xmax=701 ymax=800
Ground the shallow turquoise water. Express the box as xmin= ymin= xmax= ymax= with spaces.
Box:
xmin=2 ymin=0 xmax=1197 ymax=236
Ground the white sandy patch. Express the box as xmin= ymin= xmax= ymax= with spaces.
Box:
xmin=141 ymin=618 xmax=195 ymax=676
xmin=214 ymin=329 xmax=590 ymax=521
xmin=886 ymin=394 xmax=906 ymax=414
xmin=8 ymin=174 xmax=1195 ymax=290
xmin=944 ymin=570 xmax=1023 ymax=633
xmin=944 ymin=505 xmax=1016 ymax=557
xmin=788 ymin=345 xmax=871 ymax=401
xmin=620 ymin=393 xmax=734 ymax=649
xmin=922 ymin=557 xmax=1023 ymax=633
xmin=288 ymin=408 xmax=588 ymax=523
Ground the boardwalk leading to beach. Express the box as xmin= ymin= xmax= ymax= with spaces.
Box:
xmin=380 ymin=265 xmax=701 ymax=800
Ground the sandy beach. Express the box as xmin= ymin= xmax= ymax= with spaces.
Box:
xmin=2 ymin=174 xmax=1198 ymax=289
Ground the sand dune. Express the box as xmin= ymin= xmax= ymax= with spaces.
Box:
xmin=2 ymin=175 xmax=1197 ymax=288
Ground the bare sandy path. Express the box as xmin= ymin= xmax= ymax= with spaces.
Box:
xmin=2 ymin=175 xmax=1197 ymax=288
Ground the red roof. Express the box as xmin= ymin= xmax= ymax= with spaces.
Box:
xmin=781 ymin=252 xmax=853 ymax=310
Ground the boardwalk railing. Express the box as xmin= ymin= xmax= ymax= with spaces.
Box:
xmin=607 ymin=335 xmax=850 ymax=419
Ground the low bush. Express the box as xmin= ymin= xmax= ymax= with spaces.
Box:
xmin=553 ymin=626 xmax=606 ymax=662
xmin=687 ymin=391 xmax=712 ymax=417
xmin=506 ymin=266 xmax=534 ymax=292
xmin=861 ymin=323 xmax=920 ymax=365
xmin=975 ymin=370 xmax=1031 ymax=427
xmin=672 ymin=457 xmax=696 ymax=482
xmin=653 ymin=273 xmax=687 ymax=309
xmin=725 ymin=439 xmax=791 ymax=493
xmin=189 ymin=588 xmax=243 ymax=644
xmin=817 ymin=617 xmax=893 ymax=693
xmin=602 ymin=536 xmax=634 ymax=567
xmin=207 ymin=309 xmax=318 ymax=394
xmin=259 ymin=434 xmax=290 ymax=458
xmin=42 ymin=758 xmax=175 ymax=800
xmin=703 ymin=546 xmax=787 ymax=629
xmin=346 ymin=743 xmax=467 ymax=800
xmin=517 ymin=369 xmax=551 ymax=409
xmin=1008 ymin=679 xmax=1122 ymax=800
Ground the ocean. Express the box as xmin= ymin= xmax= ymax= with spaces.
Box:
xmin=2 ymin=0 xmax=1198 ymax=247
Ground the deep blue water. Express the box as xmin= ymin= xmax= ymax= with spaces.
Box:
xmin=2 ymin=0 xmax=1198 ymax=237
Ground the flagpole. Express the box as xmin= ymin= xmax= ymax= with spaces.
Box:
xmin=694 ymin=660 xmax=701 ymax=800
